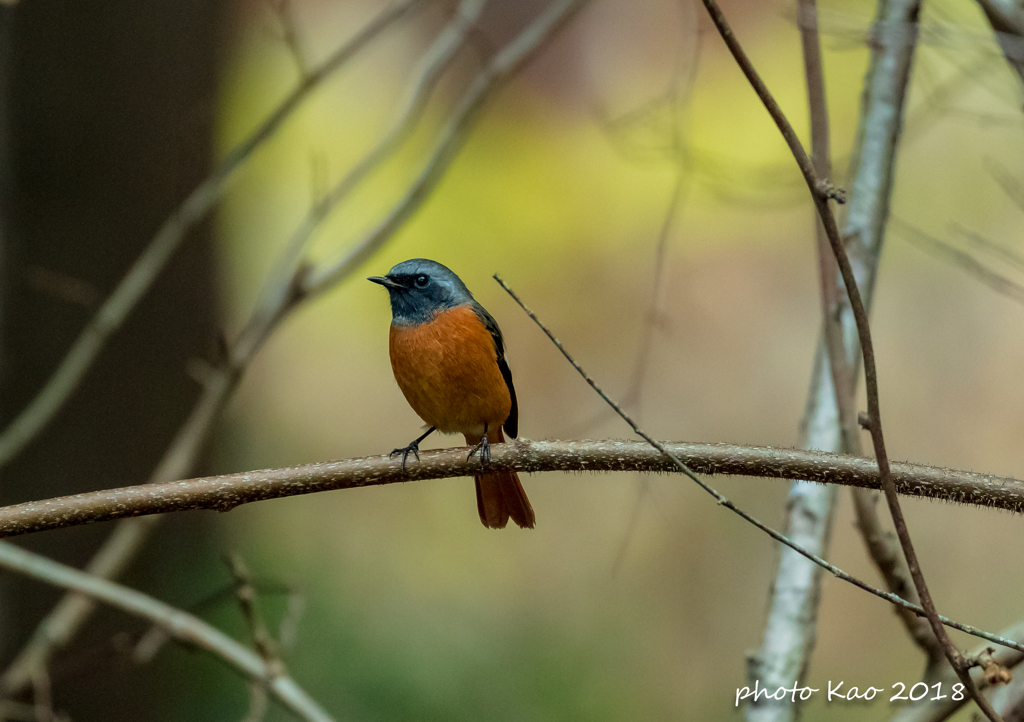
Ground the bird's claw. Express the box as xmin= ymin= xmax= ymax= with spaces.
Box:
xmin=390 ymin=443 xmax=421 ymax=472
xmin=467 ymin=436 xmax=491 ymax=468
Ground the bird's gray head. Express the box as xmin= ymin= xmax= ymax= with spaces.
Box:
xmin=368 ymin=258 xmax=474 ymax=325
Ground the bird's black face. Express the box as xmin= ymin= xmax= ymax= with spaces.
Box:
xmin=369 ymin=259 xmax=474 ymax=326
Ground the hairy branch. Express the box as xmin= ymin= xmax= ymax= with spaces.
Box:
xmin=1 ymin=440 xmax=1024 ymax=537
xmin=0 ymin=542 xmax=333 ymax=722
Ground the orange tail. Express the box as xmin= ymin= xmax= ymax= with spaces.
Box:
xmin=466 ymin=429 xmax=535 ymax=529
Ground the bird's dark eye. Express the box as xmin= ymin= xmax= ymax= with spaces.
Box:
xmin=414 ymin=275 xmax=429 ymax=288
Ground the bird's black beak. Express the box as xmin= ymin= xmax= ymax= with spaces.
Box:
xmin=368 ymin=275 xmax=401 ymax=289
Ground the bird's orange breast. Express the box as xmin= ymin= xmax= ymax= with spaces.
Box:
xmin=389 ymin=305 xmax=511 ymax=437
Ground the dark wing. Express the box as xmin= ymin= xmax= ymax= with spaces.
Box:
xmin=472 ymin=301 xmax=518 ymax=438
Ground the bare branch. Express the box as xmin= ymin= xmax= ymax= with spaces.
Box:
xmin=132 ymin=579 xmax=294 ymax=665
xmin=225 ymin=552 xmax=282 ymax=672
xmin=975 ymin=0 xmax=1024 ymax=83
xmin=30 ymin=665 xmax=56 ymax=722
xmin=0 ymin=700 xmax=39 ymax=722
xmin=226 ymin=552 xmax=283 ymax=722
xmin=953 ymin=223 xmax=1024 ymax=276
xmin=890 ymin=620 xmax=1024 ymax=722
xmin=604 ymin=19 xmax=701 ymax=568
xmin=994 ymin=676 xmax=1024 ymax=720
xmin=987 ymin=158 xmax=1024 ymax=212
xmin=841 ymin=0 xmax=946 ymax=678
xmin=0 ymin=0 xmax=591 ymax=695
xmin=492 ymin=277 xmax=1024 ymax=668
xmin=699 ymin=0 xmax=1000 ymax=717
xmin=762 ymin=0 xmax=943 ymax=699
xmin=240 ymin=685 xmax=270 ymax=722
xmin=301 ymin=0 xmax=592 ymax=298
xmin=0 ymin=542 xmax=335 ymax=722
xmin=0 ymin=0 xmax=427 ymax=470
xmin=1 ymin=439 xmax=1024 ymax=537
xmin=250 ymin=0 xmax=488 ymax=325
xmin=748 ymin=0 xmax=845 ymax=714
xmin=277 ymin=590 xmax=306 ymax=654
xmin=896 ymin=218 xmax=1024 ymax=306
xmin=271 ymin=0 xmax=310 ymax=80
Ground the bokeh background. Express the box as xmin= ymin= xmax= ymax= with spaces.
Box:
xmin=3 ymin=0 xmax=1024 ymax=719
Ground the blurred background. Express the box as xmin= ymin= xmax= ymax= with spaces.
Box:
xmin=1 ymin=0 xmax=1024 ymax=719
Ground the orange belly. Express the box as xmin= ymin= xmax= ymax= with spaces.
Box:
xmin=389 ymin=305 xmax=511 ymax=436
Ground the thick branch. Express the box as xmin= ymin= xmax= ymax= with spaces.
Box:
xmin=0 ymin=440 xmax=1018 ymax=538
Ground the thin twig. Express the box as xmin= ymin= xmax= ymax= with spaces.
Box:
xmin=254 ymin=0 xmax=489 ymax=324
xmin=226 ymin=552 xmax=282 ymax=722
xmin=896 ymin=218 xmax=1024 ymax=307
xmin=133 ymin=579 xmax=294 ymax=665
xmin=566 ymin=60 xmax=698 ymax=440
xmin=613 ymin=4 xmax=700 ymax=423
xmin=225 ymin=552 xmax=282 ymax=672
xmin=240 ymin=685 xmax=271 ymax=722
xmin=30 ymin=664 xmax=55 ymax=722
xmin=993 ymin=671 xmax=1024 ymax=721
xmin=953 ymin=223 xmax=1024 ymax=277
xmin=0 ymin=0 xmax=591 ymax=695
xmin=986 ymin=158 xmax=1024 ymax=212
xmin=492 ymin=276 xmax=1024 ymax=661
xmin=271 ymin=0 xmax=310 ymax=80
xmin=700 ymin=0 xmax=1000 ymax=717
xmin=278 ymin=591 xmax=306 ymax=654
xmin=840 ymin=0 xmax=944 ymax=676
xmin=609 ymin=43 xmax=699 ymax=571
xmin=975 ymin=0 xmax=1024 ymax=83
xmin=301 ymin=0 xmax=592 ymax=298
xmin=0 ymin=0 xmax=427 ymax=470
xmin=0 ymin=700 xmax=40 ymax=722
xmin=0 ymin=542 xmax=335 ymax=722
xmin=800 ymin=0 xmax=854 ymax=452
xmin=831 ymin=0 xmax=945 ymax=676
xmin=623 ymin=157 xmax=685 ymax=419
xmin=890 ymin=620 xmax=1024 ymax=722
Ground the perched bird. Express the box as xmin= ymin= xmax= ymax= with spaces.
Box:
xmin=369 ymin=259 xmax=535 ymax=529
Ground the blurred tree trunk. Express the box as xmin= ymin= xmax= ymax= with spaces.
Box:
xmin=0 ymin=0 xmax=227 ymax=718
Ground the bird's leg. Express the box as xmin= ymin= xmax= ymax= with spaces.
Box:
xmin=467 ymin=423 xmax=491 ymax=468
xmin=390 ymin=426 xmax=436 ymax=472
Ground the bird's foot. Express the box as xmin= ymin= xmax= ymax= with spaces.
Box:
xmin=390 ymin=441 xmax=421 ymax=472
xmin=467 ymin=436 xmax=491 ymax=468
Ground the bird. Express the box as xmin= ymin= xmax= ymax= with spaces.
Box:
xmin=368 ymin=258 xmax=535 ymax=529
